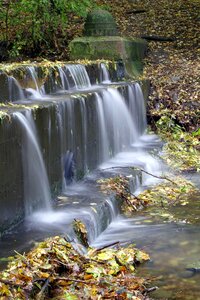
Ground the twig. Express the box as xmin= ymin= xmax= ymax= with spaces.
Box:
xmin=96 ymin=241 xmax=120 ymax=252
xmin=52 ymin=258 xmax=69 ymax=268
xmin=123 ymin=195 xmax=138 ymax=211
xmin=36 ymin=278 xmax=50 ymax=300
xmin=14 ymin=250 xmax=27 ymax=262
xmin=143 ymin=286 xmax=158 ymax=294
xmin=114 ymin=255 xmax=123 ymax=266
xmin=132 ymin=167 xmax=177 ymax=185
xmin=102 ymin=166 xmax=177 ymax=185
xmin=53 ymin=277 xmax=94 ymax=284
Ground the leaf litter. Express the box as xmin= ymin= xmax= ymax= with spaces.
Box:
xmin=0 ymin=227 xmax=152 ymax=299
xmin=98 ymin=173 xmax=198 ymax=218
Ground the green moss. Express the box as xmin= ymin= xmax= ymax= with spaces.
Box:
xmin=84 ymin=9 xmax=118 ymax=37
xmin=69 ymin=37 xmax=147 ymax=77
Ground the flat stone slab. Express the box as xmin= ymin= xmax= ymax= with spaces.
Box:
xmin=70 ymin=36 xmax=147 ymax=61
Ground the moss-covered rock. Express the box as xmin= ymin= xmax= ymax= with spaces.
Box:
xmin=69 ymin=36 xmax=147 ymax=76
xmin=84 ymin=9 xmax=118 ymax=37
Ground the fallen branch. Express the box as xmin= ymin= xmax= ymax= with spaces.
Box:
xmin=143 ymin=286 xmax=158 ymax=294
xmin=126 ymin=9 xmax=147 ymax=14
xmin=132 ymin=167 xmax=177 ymax=185
xmin=54 ymin=277 xmax=94 ymax=285
xmin=36 ymin=278 xmax=50 ymax=300
xmin=96 ymin=241 xmax=120 ymax=252
xmin=101 ymin=166 xmax=177 ymax=185
xmin=141 ymin=35 xmax=176 ymax=42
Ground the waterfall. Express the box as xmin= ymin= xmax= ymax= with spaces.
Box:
xmin=64 ymin=64 xmax=91 ymax=89
xmin=54 ymin=84 xmax=146 ymax=187
xmin=52 ymin=83 xmax=147 ymax=190
xmin=0 ymin=61 xmax=153 ymax=234
xmin=0 ymin=61 xmax=166 ymax=260
xmin=14 ymin=111 xmax=52 ymax=215
xmin=8 ymin=76 xmax=25 ymax=101
xmin=25 ymin=66 xmax=45 ymax=99
xmin=100 ymin=88 xmax=138 ymax=154
xmin=100 ymin=63 xmax=111 ymax=83
xmin=128 ymin=83 xmax=147 ymax=135
xmin=57 ymin=66 xmax=70 ymax=91
xmin=95 ymin=92 xmax=110 ymax=162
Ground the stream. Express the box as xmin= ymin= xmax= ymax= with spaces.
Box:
xmin=0 ymin=135 xmax=200 ymax=299
xmin=0 ymin=62 xmax=199 ymax=299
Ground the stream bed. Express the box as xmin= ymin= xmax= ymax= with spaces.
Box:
xmin=0 ymin=134 xmax=200 ymax=299
xmin=93 ymin=190 xmax=200 ymax=300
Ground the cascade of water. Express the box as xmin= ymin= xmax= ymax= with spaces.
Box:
xmin=8 ymin=76 xmax=25 ymax=101
xmin=128 ymin=83 xmax=147 ymax=135
xmin=95 ymin=92 xmax=110 ymax=162
xmin=57 ymin=66 xmax=69 ymax=90
xmin=25 ymin=66 xmax=45 ymax=99
xmin=101 ymin=88 xmax=138 ymax=155
xmin=56 ymin=102 xmax=68 ymax=189
xmin=79 ymin=97 xmax=88 ymax=173
xmin=64 ymin=64 xmax=91 ymax=89
xmin=100 ymin=63 xmax=111 ymax=83
xmin=14 ymin=111 xmax=52 ymax=215
xmin=26 ymin=66 xmax=40 ymax=92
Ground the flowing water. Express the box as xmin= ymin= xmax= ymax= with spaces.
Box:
xmin=100 ymin=63 xmax=111 ymax=83
xmin=0 ymin=63 xmax=200 ymax=299
xmin=14 ymin=111 xmax=52 ymax=215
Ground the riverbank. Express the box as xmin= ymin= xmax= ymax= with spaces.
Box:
xmin=96 ymin=0 xmax=199 ymax=132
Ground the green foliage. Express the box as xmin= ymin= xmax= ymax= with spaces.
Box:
xmin=155 ymin=116 xmax=200 ymax=172
xmin=0 ymin=0 xmax=96 ymax=57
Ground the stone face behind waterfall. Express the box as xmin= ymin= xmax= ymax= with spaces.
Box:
xmin=0 ymin=117 xmax=24 ymax=234
xmin=0 ymin=72 xmax=11 ymax=102
xmin=0 ymin=62 xmax=122 ymax=103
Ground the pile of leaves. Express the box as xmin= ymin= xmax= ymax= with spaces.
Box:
xmin=98 ymin=176 xmax=147 ymax=215
xmin=0 ymin=231 xmax=152 ymax=299
xmin=99 ymin=173 xmax=198 ymax=216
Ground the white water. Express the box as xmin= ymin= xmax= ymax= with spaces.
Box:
xmin=128 ymin=83 xmax=147 ymax=135
xmin=26 ymin=66 xmax=40 ymax=93
xmin=100 ymin=63 xmax=111 ymax=83
xmin=101 ymin=88 xmax=138 ymax=154
xmin=57 ymin=66 xmax=69 ymax=90
xmin=64 ymin=64 xmax=91 ymax=90
xmin=14 ymin=111 xmax=52 ymax=215
xmin=8 ymin=63 xmax=161 ymax=240
xmin=8 ymin=76 xmax=25 ymax=101
xmin=95 ymin=92 xmax=110 ymax=162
